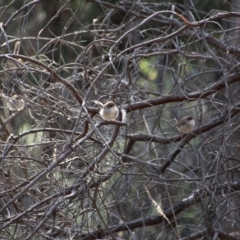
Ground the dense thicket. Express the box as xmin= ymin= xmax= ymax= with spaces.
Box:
xmin=1 ymin=1 xmax=240 ymax=239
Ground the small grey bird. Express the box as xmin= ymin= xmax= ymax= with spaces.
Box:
xmin=176 ymin=115 xmax=195 ymax=133
xmin=6 ymin=94 xmax=25 ymax=111
xmin=94 ymin=101 xmax=119 ymax=121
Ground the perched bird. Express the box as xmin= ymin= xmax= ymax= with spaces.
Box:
xmin=94 ymin=101 xmax=119 ymax=121
xmin=4 ymin=41 xmax=23 ymax=71
xmin=3 ymin=41 xmax=29 ymax=77
xmin=176 ymin=115 xmax=195 ymax=133
xmin=7 ymin=94 xmax=25 ymax=111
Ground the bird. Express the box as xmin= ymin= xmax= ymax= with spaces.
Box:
xmin=176 ymin=115 xmax=195 ymax=133
xmin=4 ymin=41 xmax=21 ymax=68
xmin=94 ymin=101 xmax=119 ymax=121
xmin=7 ymin=94 xmax=25 ymax=111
